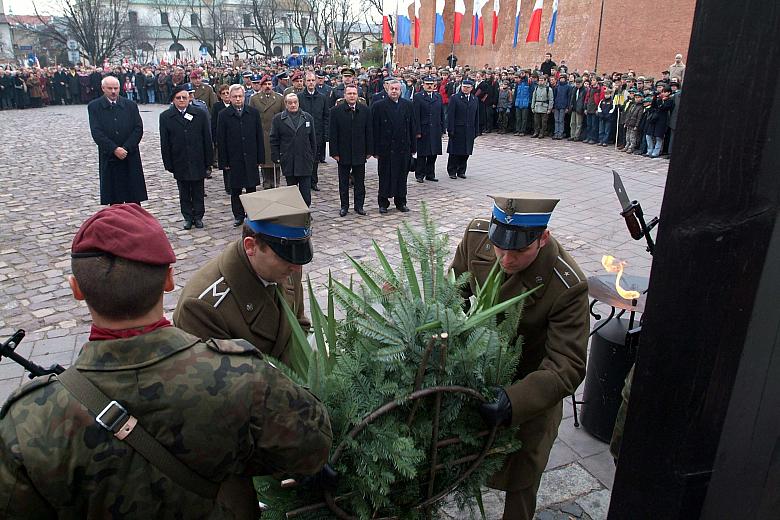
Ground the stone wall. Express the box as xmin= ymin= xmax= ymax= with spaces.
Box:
xmin=394 ymin=0 xmax=696 ymax=77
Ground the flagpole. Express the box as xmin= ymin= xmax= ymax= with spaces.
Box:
xmin=394 ymin=1 xmax=399 ymax=70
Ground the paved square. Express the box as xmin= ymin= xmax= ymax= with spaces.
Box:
xmin=0 ymin=104 xmax=668 ymax=518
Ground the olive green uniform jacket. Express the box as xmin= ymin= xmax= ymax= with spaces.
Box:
xmin=173 ymin=239 xmax=309 ymax=365
xmin=249 ymin=91 xmax=285 ymax=169
xmin=195 ymin=84 xmax=218 ymax=111
xmin=0 ymin=327 xmax=331 ymax=519
xmin=451 ymin=218 xmax=589 ymax=491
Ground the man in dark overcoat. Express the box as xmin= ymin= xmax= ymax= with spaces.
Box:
xmin=298 ymin=72 xmax=329 ymax=191
xmin=217 ymin=84 xmax=264 ymax=226
xmin=413 ymin=75 xmax=444 ymax=183
xmin=446 ymin=78 xmax=480 ymax=180
xmin=160 ymin=84 xmax=213 ymax=230
xmin=329 ymin=84 xmax=373 ymax=217
xmin=52 ymin=66 xmax=68 ymax=105
xmin=270 ymin=93 xmax=317 ymax=207
xmin=371 ymin=78 xmax=419 ymax=213
xmin=87 ymin=76 xmax=147 ymax=205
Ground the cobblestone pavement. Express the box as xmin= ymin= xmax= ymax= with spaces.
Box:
xmin=0 ymin=104 xmax=668 ymax=518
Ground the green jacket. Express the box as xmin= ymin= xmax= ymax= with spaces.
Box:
xmin=451 ymin=218 xmax=589 ymax=491
xmin=0 ymin=327 xmax=332 ymax=519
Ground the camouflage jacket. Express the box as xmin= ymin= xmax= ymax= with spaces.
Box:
xmin=0 ymin=327 xmax=332 ymax=519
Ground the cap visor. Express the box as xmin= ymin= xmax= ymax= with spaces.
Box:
xmin=488 ymin=221 xmax=542 ymax=250
xmin=267 ymin=239 xmax=313 ymax=265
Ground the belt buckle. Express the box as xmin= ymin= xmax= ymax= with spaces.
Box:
xmin=95 ymin=400 xmax=128 ymax=432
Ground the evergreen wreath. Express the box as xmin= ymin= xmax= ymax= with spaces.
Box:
xmin=256 ymin=205 xmax=540 ymax=519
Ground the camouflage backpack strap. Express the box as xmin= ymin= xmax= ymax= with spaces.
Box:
xmin=57 ymin=367 xmax=220 ymax=498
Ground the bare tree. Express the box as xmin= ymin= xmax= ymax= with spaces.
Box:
xmin=311 ymin=0 xmax=335 ymax=53
xmin=32 ymin=0 xmax=130 ymax=65
xmin=233 ymin=0 xmax=279 ymax=57
xmin=289 ymin=0 xmax=314 ymax=53
xmin=329 ymin=0 xmax=360 ymax=54
xmin=181 ymin=0 xmax=237 ymax=60
xmin=361 ymin=0 xmax=386 ymax=43
xmin=148 ymin=0 xmax=188 ymax=59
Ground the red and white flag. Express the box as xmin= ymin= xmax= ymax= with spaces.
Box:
xmin=453 ymin=0 xmax=466 ymax=43
xmin=525 ymin=0 xmax=543 ymax=42
xmin=491 ymin=0 xmax=500 ymax=45
xmin=383 ymin=0 xmax=396 ymax=44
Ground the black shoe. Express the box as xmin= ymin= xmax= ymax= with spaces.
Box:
xmin=233 ymin=218 xmax=243 ymax=227
xmin=194 ymin=219 xmax=204 ymax=228
xmin=183 ymin=220 xmax=193 ymax=230
xmin=457 ymin=174 xmax=467 ymax=179
xmin=355 ymin=208 xmax=367 ymax=215
xmin=312 ymin=185 xmax=321 ymax=192
xmin=339 ymin=208 xmax=348 ymax=217
xmin=449 ymin=175 xmax=457 ymax=179
xmin=379 ymin=207 xmax=388 ymax=214
xmin=426 ymin=178 xmax=439 ymax=182
xmin=416 ymin=178 xmax=424 ymax=183
xmin=397 ymin=205 xmax=410 ymax=213
xmin=530 ymin=133 xmax=539 ymax=138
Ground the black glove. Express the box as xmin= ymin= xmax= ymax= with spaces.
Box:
xmin=478 ymin=387 xmax=512 ymax=427
xmin=299 ymin=463 xmax=339 ymax=492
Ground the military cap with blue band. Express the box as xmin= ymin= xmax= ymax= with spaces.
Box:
xmin=487 ymin=192 xmax=559 ymax=250
xmin=240 ymin=187 xmax=313 ymax=265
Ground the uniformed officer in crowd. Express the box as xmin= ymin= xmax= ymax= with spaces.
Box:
xmin=284 ymin=71 xmax=305 ymax=96
xmin=446 ymin=77 xmax=480 ymax=179
xmin=185 ymin=82 xmax=210 ymax=121
xmin=329 ymin=84 xmax=373 ymax=217
xmin=174 ymin=187 xmax=312 ymax=363
xmin=413 ymin=75 xmax=445 ymax=183
xmin=160 ymin=84 xmax=213 ymax=230
xmin=0 ymin=203 xmax=331 ymax=518
xmin=191 ymin=70 xmax=217 ymax=111
xmin=249 ymin=75 xmax=285 ymax=189
xmin=371 ymin=78 xmax=419 ymax=213
xmin=451 ymin=193 xmax=589 ymax=520
xmin=331 ymin=67 xmax=363 ymax=104
xmin=274 ymin=71 xmax=289 ymax=94
xmin=315 ymin=70 xmax=333 ymax=111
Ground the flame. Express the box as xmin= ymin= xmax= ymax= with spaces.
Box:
xmin=601 ymin=255 xmax=641 ymax=300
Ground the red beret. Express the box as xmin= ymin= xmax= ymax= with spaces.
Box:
xmin=71 ymin=204 xmax=176 ymax=265
xmin=291 ymin=71 xmax=303 ymax=80
xmin=190 ymin=71 xmax=201 ymax=79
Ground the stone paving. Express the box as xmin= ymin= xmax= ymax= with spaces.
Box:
xmin=0 ymin=104 xmax=668 ymax=518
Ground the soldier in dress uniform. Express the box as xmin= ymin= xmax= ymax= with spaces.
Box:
xmin=446 ymin=77 xmax=480 ymax=179
xmin=413 ymin=75 xmax=445 ymax=183
xmin=0 ymin=203 xmax=331 ymax=518
xmin=274 ymin=72 xmax=290 ymax=94
xmin=185 ymin=82 xmax=209 ymax=121
xmin=451 ymin=193 xmax=589 ymax=520
xmin=174 ymin=187 xmax=312 ymax=364
xmin=250 ymin=75 xmax=285 ymax=189
xmin=331 ymin=67 xmax=363 ymax=104
xmin=245 ymin=74 xmax=262 ymax=104
xmin=191 ymin=70 xmax=217 ymax=111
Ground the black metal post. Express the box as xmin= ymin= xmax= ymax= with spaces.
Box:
xmin=593 ymin=0 xmax=605 ymax=73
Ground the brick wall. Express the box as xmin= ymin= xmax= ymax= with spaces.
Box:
xmin=394 ymin=0 xmax=696 ymax=77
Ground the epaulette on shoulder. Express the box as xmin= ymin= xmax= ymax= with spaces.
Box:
xmin=467 ymin=218 xmax=491 ymax=233
xmin=0 ymin=374 xmax=57 ymax=419
xmin=205 ymin=338 xmax=261 ymax=356
xmin=553 ymin=255 xmax=584 ymax=290
xmin=196 ymin=276 xmax=231 ymax=309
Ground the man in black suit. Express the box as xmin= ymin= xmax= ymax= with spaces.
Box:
xmin=298 ymin=72 xmax=329 ymax=191
xmin=269 ymin=93 xmax=318 ymax=207
xmin=371 ymin=78 xmax=419 ymax=214
xmin=413 ymin=76 xmax=445 ymax=183
xmin=87 ymin=76 xmax=147 ymax=205
xmin=446 ymin=78 xmax=480 ymax=179
xmin=160 ymin=84 xmax=213 ymax=229
xmin=329 ymin=85 xmax=373 ymax=217
xmin=217 ymin=84 xmax=264 ymax=226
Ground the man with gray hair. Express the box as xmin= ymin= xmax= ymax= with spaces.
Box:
xmin=87 ymin=75 xmax=147 ymax=205
xmin=668 ymin=53 xmax=686 ymax=85
xmin=270 ymin=93 xmax=318 ymax=206
xmin=217 ymin=84 xmax=264 ymax=226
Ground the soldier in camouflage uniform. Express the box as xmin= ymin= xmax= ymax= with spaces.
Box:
xmin=174 ymin=187 xmax=312 ymax=365
xmin=0 ymin=203 xmax=331 ymax=518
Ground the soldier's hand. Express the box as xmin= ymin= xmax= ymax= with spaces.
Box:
xmin=478 ymin=387 xmax=512 ymax=428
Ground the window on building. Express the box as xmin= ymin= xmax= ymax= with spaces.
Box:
xmin=191 ymin=13 xmax=199 ymax=26
xmin=128 ymin=11 xmax=138 ymax=25
xmin=161 ymin=12 xmax=169 ymax=25
xmin=243 ymin=13 xmax=252 ymax=27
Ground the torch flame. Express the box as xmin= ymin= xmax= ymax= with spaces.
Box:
xmin=601 ymin=255 xmax=641 ymax=300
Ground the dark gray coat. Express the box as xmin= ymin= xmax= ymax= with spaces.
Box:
xmin=371 ymin=97 xmax=418 ymax=156
xmin=270 ymin=110 xmax=317 ymax=178
xmin=159 ymin=105 xmax=213 ymax=181
xmin=87 ymin=96 xmax=147 ymax=205
xmin=413 ymin=91 xmax=444 ymax=156
xmin=329 ymin=101 xmax=373 ymax=165
xmin=298 ymin=89 xmax=329 ymax=144
xmin=446 ymin=92 xmax=480 ymax=156
xmin=216 ymin=105 xmax=264 ymax=190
